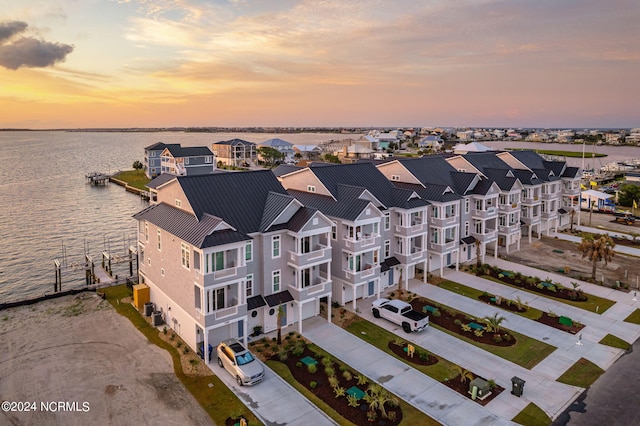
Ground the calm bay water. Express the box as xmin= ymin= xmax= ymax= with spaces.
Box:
xmin=0 ymin=130 xmax=356 ymax=304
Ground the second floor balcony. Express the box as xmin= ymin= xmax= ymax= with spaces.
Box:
xmin=472 ymin=228 xmax=498 ymax=243
xmin=288 ymin=244 xmax=331 ymax=266
xmin=288 ymin=273 xmax=332 ymax=301
xmin=394 ymin=222 xmax=428 ymax=237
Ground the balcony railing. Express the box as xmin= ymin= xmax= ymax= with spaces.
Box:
xmin=394 ymin=222 xmax=428 ymax=236
xmin=288 ymin=245 xmax=331 ymax=265
xmin=344 ymin=234 xmax=379 ymax=249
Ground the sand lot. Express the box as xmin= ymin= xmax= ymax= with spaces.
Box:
xmin=0 ymin=293 xmax=213 ymax=426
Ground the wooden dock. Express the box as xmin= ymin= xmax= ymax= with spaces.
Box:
xmin=85 ymin=171 xmax=113 ymax=185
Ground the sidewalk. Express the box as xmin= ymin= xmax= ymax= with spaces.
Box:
xmin=303 ymin=317 xmax=517 ymax=426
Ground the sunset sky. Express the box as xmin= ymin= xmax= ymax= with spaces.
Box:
xmin=1 ymin=0 xmax=639 ymax=129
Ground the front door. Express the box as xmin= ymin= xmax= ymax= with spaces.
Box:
xmin=237 ymin=319 xmax=244 ymax=338
xmin=446 ymin=252 xmax=452 ymax=265
xmin=264 ymin=307 xmax=277 ymax=332
xmin=280 ymin=305 xmax=287 ymax=326
xmin=389 ymin=269 xmax=394 ymax=286
xmin=368 ymin=281 xmax=374 ymax=296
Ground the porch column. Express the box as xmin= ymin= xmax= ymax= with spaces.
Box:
xmin=327 ymin=292 xmax=332 ymax=324
xmin=538 ymin=224 xmax=541 ymax=239
xmin=404 ymin=265 xmax=408 ymax=291
xmin=204 ymin=328 xmax=210 ymax=365
xmin=352 ymin=285 xmax=357 ymax=311
xmin=298 ymin=302 xmax=303 ymax=334
xmin=456 ymin=249 xmax=461 ymax=271
xmin=494 ymin=240 xmax=498 ymax=258
xmin=242 ymin=320 xmax=248 ymax=348
xmin=528 ymin=226 xmax=532 ymax=244
xmin=439 ymin=253 xmax=444 ymax=277
xmin=423 ymin=259 xmax=428 ymax=284
xmin=517 ymin=234 xmax=521 ymax=251
xmin=481 ymin=242 xmax=486 ymax=265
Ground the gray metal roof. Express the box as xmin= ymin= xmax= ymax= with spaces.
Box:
xmin=175 ymin=170 xmax=290 ymax=234
xmin=164 ymin=145 xmax=213 ymax=157
xmin=132 ymin=203 xmax=250 ymax=249
xmin=482 ymin=168 xmax=520 ymax=191
xmin=393 ymin=182 xmax=461 ymax=203
xmin=259 ymin=192 xmax=298 ymax=232
xmin=146 ymin=173 xmax=177 ymax=189
xmin=272 ymin=164 xmax=303 ymax=177
xmin=145 ymin=142 xmax=180 ymax=151
xmin=287 ymin=189 xmax=372 ymax=221
xmin=213 ymin=138 xmax=256 ymax=147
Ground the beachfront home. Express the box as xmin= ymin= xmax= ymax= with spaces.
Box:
xmin=447 ymin=154 xmax=523 ymax=254
xmin=258 ymin=138 xmax=296 ymax=164
xmin=212 ymin=139 xmax=258 ymax=167
xmin=133 ymin=170 xmax=333 ymax=358
xmin=375 ymin=157 xmax=500 ymax=274
xmin=277 ymin=162 xmax=430 ymax=309
xmin=160 ymin=145 xmax=215 ymax=176
xmin=144 ymin=142 xmax=179 ymax=178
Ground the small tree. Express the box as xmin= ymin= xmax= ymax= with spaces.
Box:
xmin=132 ymin=160 xmax=143 ymax=170
xmin=577 ymin=234 xmax=615 ymax=281
xmin=483 ymin=312 xmax=506 ymax=335
xmin=257 ymin=146 xmax=284 ymax=166
xmin=276 ymin=305 xmax=285 ymax=345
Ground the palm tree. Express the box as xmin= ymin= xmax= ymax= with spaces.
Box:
xmin=451 ymin=365 xmax=474 ymax=383
xmin=276 ymin=305 xmax=285 ymax=345
xmin=365 ymin=383 xmax=399 ymax=419
xmin=483 ymin=312 xmax=506 ymax=335
xmin=577 ymin=235 xmax=615 ymax=281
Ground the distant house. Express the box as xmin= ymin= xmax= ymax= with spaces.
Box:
xmin=452 ymin=142 xmax=493 ymax=155
xmin=418 ymin=135 xmax=443 ymax=150
xmin=212 ymin=139 xmax=257 ymax=167
xmin=144 ymin=142 xmax=180 ymax=178
xmin=293 ymin=145 xmax=321 ymax=161
xmin=258 ymin=138 xmax=295 ymax=164
xmin=160 ymin=145 xmax=215 ymax=176
xmin=335 ymin=144 xmax=375 ymax=163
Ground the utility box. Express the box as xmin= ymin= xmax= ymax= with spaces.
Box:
xmin=511 ymin=376 xmax=525 ymax=397
xmin=152 ymin=311 xmax=164 ymax=327
xmin=469 ymin=378 xmax=491 ymax=400
xmin=144 ymin=302 xmax=154 ymax=317
xmin=132 ymin=284 xmax=150 ymax=310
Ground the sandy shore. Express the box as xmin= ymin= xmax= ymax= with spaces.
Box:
xmin=0 ymin=293 xmax=213 ymax=426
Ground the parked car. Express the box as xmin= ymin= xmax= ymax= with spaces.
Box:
xmin=371 ymin=298 xmax=429 ymax=333
xmin=217 ymin=339 xmax=264 ymax=386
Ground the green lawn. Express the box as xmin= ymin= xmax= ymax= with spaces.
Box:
xmin=556 ymin=357 xmax=605 ymax=388
xmin=436 ymin=280 xmax=543 ymax=320
xmin=113 ymin=169 xmax=151 ymax=191
xmin=507 ymin=148 xmax=607 ymax=158
xmin=346 ymin=319 xmax=457 ymax=382
xmin=624 ymin=308 xmax=640 ymax=324
xmin=480 ymin=275 xmax=615 ymax=314
xmin=103 ymin=285 xmax=259 ymax=425
xmin=512 ymin=403 xmax=552 ymax=426
xmin=412 ymin=296 xmax=556 ymax=369
xmin=599 ymin=334 xmax=631 ymax=350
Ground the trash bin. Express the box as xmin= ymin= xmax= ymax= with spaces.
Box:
xmin=511 ymin=376 xmax=525 ymax=397
xmin=152 ymin=311 xmax=163 ymax=326
xmin=144 ymin=302 xmax=154 ymax=317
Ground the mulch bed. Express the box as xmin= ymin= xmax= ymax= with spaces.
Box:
xmin=271 ymin=346 xmax=403 ymax=426
xmin=478 ymin=295 xmax=528 ymax=313
xmin=535 ymin=312 xmax=585 ymax=334
xmin=409 ymin=298 xmax=516 ymax=347
xmin=483 ymin=270 xmax=588 ymax=302
xmin=442 ymin=375 xmax=504 ymax=406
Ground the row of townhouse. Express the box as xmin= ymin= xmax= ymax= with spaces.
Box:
xmin=132 ymin=151 xmax=580 ymax=361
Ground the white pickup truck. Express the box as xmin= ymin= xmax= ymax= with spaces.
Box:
xmin=371 ymin=298 xmax=429 ymax=333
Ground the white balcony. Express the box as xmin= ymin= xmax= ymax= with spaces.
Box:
xmin=288 ymin=245 xmax=331 ymax=266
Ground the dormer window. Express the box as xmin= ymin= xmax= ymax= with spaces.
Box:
xmin=175 ymin=199 xmax=182 ymax=208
